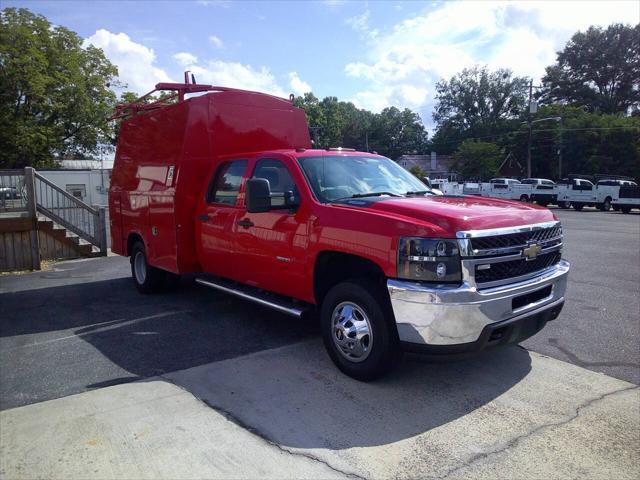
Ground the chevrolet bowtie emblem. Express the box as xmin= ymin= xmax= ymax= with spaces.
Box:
xmin=523 ymin=242 xmax=542 ymax=261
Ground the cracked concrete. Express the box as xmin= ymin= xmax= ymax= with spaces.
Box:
xmin=1 ymin=340 xmax=639 ymax=479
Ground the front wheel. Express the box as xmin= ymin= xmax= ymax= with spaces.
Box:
xmin=321 ymin=280 xmax=400 ymax=381
xmin=573 ymin=203 xmax=584 ymax=211
xmin=621 ymin=206 xmax=632 ymax=214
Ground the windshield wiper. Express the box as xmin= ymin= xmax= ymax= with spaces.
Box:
xmin=349 ymin=191 xmax=402 ymax=199
xmin=405 ymin=190 xmax=431 ymax=196
xmin=334 ymin=191 xmax=402 ymax=201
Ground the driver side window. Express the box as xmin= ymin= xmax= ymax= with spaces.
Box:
xmin=252 ymin=159 xmax=298 ymax=207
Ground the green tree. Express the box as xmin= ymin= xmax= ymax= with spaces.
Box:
xmin=369 ymin=107 xmax=428 ymax=159
xmin=539 ymin=24 xmax=640 ymax=114
xmin=451 ymin=140 xmax=502 ymax=180
xmin=0 ymin=8 xmax=119 ymax=168
xmin=431 ymin=66 xmax=528 ymax=153
xmin=505 ymin=104 xmax=640 ymax=179
xmin=294 ymin=93 xmax=427 ymax=157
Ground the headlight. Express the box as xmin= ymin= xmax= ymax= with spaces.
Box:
xmin=397 ymin=238 xmax=462 ymax=283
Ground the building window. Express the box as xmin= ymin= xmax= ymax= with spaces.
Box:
xmin=66 ymin=184 xmax=86 ymax=200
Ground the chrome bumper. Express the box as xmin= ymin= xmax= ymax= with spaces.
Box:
xmin=387 ymin=260 xmax=570 ymax=346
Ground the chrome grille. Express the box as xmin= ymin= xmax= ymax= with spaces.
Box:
xmin=475 ymin=251 xmax=562 ymax=284
xmin=470 ymin=225 xmax=562 ymax=251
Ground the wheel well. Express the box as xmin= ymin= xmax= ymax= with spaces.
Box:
xmin=126 ymin=233 xmax=143 ymax=257
xmin=313 ymin=251 xmax=386 ymax=305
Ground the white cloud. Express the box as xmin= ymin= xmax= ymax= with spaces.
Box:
xmin=346 ymin=9 xmax=379 ymax=41
xmin=345 ymin=0 xmax=639 ymax=118
xmin=209 ymin=35 xmax=224 ymax=49
xmin=288 ymin=72 xmax=312 ymax=96
xmin=84 ymin=29 xmax=171 ymax=94
xmin=188 ymin=61 xmax=286 ymax=97
xmin=173 ymin=52 xmax=198 ymax=67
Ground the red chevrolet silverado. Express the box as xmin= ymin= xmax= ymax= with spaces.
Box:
xmin=109 ymin=78 xmax=570 ymax=380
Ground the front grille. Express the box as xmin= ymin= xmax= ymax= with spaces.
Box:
xmin=475 ymin=251 xmax=561 ymax=284
xmin=470 ymin=225 xmax=561 ymax=251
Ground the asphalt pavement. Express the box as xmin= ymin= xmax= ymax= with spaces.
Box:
xmin=0 ymin=208 xmax=638 ymax=412
xmin=522 ymin=208 xmax=640 ymax=384
xmin=0 ymin=207 xmax=638 ymax=479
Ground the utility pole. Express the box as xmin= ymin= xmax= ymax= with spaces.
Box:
xmin=558 ymin=117 xmax=563 ymax=179
xmin=526 ymin=79 xmax=533 ymax=178
xmin=365 ymin=131 xmax=369 ymax=152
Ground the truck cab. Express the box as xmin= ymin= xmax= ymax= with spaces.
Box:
xmin=110 ymin=79 xmax=570 ymax=380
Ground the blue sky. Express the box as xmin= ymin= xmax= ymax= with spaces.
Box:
xmin=6 ymin=0 xmax=639 ymax=131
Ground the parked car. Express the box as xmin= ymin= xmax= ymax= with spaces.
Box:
xmin=109 ymin=77 xmax=570 ymax=380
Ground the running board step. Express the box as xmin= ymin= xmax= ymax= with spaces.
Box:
xmin=195 ymin=277 xmax=312 ymax=318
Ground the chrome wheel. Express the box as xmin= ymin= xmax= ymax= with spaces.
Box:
xmin=133 ymin=251 xmax=147 ymax=284
xmin=331 ymin=301 xmax=373 ymax=363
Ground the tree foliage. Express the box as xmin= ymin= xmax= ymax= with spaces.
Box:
xmin=451 ymin=140 xmax=502 ymax=180
xmin=294 ymin=93 xmax=428 ymax=159
xmin=509 ymin=105 xmax=640 ymax=179
xmin=431 ymin=66 xmax=528 ymax=153
xmin=0 ymin=8 xmax=119 ymax=168
xmin=539 ymin=24 xmax=640 ymax=114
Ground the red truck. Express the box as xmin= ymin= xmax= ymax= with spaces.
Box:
xmin=109 ymin=76 xmax=570 ymax=380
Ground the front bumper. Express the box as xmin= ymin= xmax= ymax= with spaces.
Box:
xmin=387 ymin=260 xmax=570 ymax=350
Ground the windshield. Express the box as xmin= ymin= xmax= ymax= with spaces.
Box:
xmin=297 ymin=155 xmax=430 ymax=202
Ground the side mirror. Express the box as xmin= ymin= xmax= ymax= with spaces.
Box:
xmin=246 ymin=178 xmax=271 ymax=213
xmin=422 ymin=176 xmax=433 ymax=189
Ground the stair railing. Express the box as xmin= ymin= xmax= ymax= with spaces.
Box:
xmin=29 ymin=167 xmax=107 ymax=255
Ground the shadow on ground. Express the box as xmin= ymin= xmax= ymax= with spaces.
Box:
xmin=1 ymin=261 xmax=532 ymax=448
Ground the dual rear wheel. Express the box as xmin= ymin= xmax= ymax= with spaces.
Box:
xmin=130 ymin=241 xmax=179 ymax=293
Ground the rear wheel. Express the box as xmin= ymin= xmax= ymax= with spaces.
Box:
xmin=558 ymin=201 xmax=570 ymax=209
xmin=598 ymin=197 xmax=611 ymax=211
xmin=573 ymin=203 xmax=584 ymax=211
xmin=519 ymin=195 xmax=529 ymax=202
xmin=130 ymin=241 xmax=175 ymax=293
xmin=321 ymin=280 xmax=400 ymax=381
xmin=621 ymin=206 xmax=632 ymax=214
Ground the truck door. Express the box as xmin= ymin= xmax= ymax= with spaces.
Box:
xmin=233 ymin=157 xmax=310 ymax=300
xmin=196 ymin=159 xmax=248 ymax=280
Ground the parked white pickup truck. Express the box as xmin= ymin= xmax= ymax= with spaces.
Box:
xmin=521 ymin=178 xmax=557 ymax=206
xmin=611 ymin=183 xmax=640 ymax=213
xmin=557 ymin=178 xmax=637 ymax=211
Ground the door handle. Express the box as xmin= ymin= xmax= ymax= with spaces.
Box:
xmin=198 ymin=214 xmax=210 ymax=222
xmin=237 ymin=218 xmax=254 ymax=228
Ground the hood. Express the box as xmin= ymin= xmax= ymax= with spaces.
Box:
xmin=362 ymin=195 xmax=555 ymax=236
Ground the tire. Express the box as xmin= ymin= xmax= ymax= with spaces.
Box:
xmin=519 ymin=195 xmax=529 ymax=202
xmin=573 ymin=203 xmax=584 ymax=211
xmin=613 ymin=205 xmax=621 ymax=212
xmin=621 ymin=206 xmax=632 ymax=214
xmin=538 ymin=201 xmax=549 ymax=207
xmin=130 ymin=241 xmax=172 ymax=293
xmin=598 ymin=198 xmax=611 ymax=212
xmin=558 ymin=201 xmax=570 ymax=209
xmin=321 ymin=280 xmax=400 ymax=381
